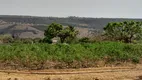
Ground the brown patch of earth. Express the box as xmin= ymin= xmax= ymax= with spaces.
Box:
xmin=0 ymin=64 xmax=142 ymax=80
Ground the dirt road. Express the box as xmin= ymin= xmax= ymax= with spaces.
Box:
xmin=0 ymin=64 xmax=142 ymax=80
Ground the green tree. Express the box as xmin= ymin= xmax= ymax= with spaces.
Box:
xmin=44 ymin=23 xmax=78 ymax=43
xmin=104 ymin=21 xmax=142 ymax=43
xmin=58 ymin=25 xmax=79 ymax=43
xmin=44 ymin=23 xmax=63 ymax=43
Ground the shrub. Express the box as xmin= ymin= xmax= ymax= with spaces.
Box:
xmin=79 ymin=37 xmax=90 ymax=43
xmin=0 ymin=34 xmax=13 ymax=43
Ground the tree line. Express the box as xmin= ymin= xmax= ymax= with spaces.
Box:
xmin=43 ymin=21 xmax=142 ymax=43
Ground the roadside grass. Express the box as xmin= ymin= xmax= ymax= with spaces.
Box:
xmin=0 ymin=41 xmax=142 ymax=69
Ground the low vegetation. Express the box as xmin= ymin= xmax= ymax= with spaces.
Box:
xmin=0 ymin=41 xmax=142 ymax=69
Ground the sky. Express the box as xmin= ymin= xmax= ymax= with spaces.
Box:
xmin=0 ymin=0 xmax=142 ymax=18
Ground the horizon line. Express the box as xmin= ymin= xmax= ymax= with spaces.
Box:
xmin=0 ymin=14 xmax=142 ymax=19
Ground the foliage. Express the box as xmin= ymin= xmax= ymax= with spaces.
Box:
xmin=42 ymin=37 xmax=52 ymax=43
xmin=79 ymin=37 xmax=90 ymax=43
xmin=44 ymin=23 xmax=78 ymax=43
xmin=33 ymin=38 xmax=42 ymax=43
xmin=12 ymin=38 xmax=43 ymax=44
xmin=44 ymin=23 xmax=63 ymax=43
xmin=0 ymin=42 xmax=142 ymax=69
xmin=104 ymin=21 xmax=142 ymax=43
xmin=0 ymin=34 xmax=13 ymax=43
xmin=58 ymin=25 xmax=79 ymax=43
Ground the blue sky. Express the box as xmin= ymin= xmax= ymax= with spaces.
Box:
xmin=0 ymin=0 xmax=142 ymax=18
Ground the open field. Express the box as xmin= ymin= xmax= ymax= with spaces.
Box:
xmin=0 ymin=64 xmax=142 ymax=80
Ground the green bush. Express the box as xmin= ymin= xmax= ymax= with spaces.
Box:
xmin=0 ymin=34 xmax=13 ymax=43
xmin=79 ymin=37 xmax=90 ymax=43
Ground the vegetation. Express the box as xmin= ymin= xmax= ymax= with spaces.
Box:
xmin=79 ymin=37 xmax=90 ymax=43
xmin=43 ymin=23 xmax=63 ymax=43
xmin=104 ymin=21 xmax=142 ymax=43
xmin=0 ymin=21 xmax=142 ymax=69
xmin=44 ymin=23 xmax=78 ymax=43
xmin=0 ymin=34 xmax=13 ymax=43
xmin=0 ymin=42 xmax=142 ymax=69
xmin=58 ymin=25 xmax=79 ymax=43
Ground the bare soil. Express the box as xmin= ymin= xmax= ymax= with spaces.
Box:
xmin=0 ymin=64 xmax=142 ymax=80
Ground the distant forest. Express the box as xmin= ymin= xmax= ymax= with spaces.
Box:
xmin=0 ymin=15 xmax=142 ymax=30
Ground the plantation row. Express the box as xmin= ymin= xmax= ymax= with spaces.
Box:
xmin=0 ymin=42 xmax=142 ymax=69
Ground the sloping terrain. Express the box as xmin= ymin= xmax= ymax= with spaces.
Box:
xmin=11 ymin=24 xmax=44 ymax=39
xmin=0 ymin=15 xmax=142 ymax=38
xmin=0 ymin=23 xmax=44 ymax=39
xmin=0 ymin=15 xmax=142 ymax=29
xmin=0 ymin=23 xmax=89 ymax=39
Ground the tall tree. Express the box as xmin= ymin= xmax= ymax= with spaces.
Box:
xmin=44 ymin=23 xmax=78 ymax=43
xmin=58 ymin=25 xmax=79 ymax=43
xmin=104 ymin=21 xmax=142 ymax=43
xmin=44 ymin=23 xmax=63 ymax=43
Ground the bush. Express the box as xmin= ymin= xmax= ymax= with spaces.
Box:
xmin=79 ymin=37 xmax=90 ymax=43
xmin=0 ymin=34 xmax=13 ymax=43
xmin=42 ymin=37 xmax=52 ymax=43
xmin=13 ymin=38 xmax=33 ymax=44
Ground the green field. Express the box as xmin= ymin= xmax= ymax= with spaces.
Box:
xmin=0 ymin=41 xmax=142 ymax=69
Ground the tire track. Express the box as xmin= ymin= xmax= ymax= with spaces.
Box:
xmin=0 ymin=67 xmax=140 ymax=75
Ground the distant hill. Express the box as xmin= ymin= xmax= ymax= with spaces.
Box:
xmin=0 ymin=15 xmax=142 ymax=38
